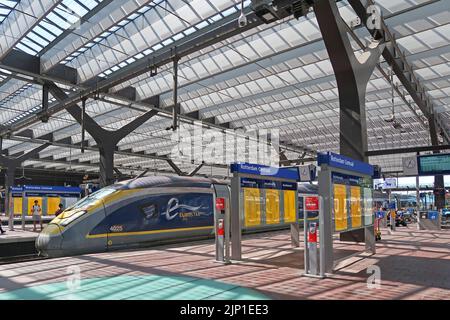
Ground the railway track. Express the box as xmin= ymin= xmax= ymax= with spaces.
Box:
xmin=0 ymin=254 xmax=47 ymax=265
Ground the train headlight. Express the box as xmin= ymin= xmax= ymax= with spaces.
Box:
xmin=59 ymin=210 xmax=87 ymax=227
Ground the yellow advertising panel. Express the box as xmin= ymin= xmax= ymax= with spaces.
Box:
xmin=47 ymin=197 xmax=61 ymax=215
xmin=283 ymin=190 xmax=296 ymax=223
xmin=350 ymin=186 xmax=362 ymax=228
xmin=27 ymin=197 xmax=43 ymax=216
xmin=243 ymin=188 xmax=261 ymax=227
xmin=265 ymin=189 xmax=280 ymax=224
xmin=333 ymin=184 xmax=347 ymax=231
xmin=13 ymin=197 xmax=23 ymax=215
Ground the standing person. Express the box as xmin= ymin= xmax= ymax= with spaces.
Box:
xmin=55 ymin=203 xmax=64 ymax=217
xmin=31 ymin=200 xmax=42 ymax=232
xmin=0 ymin=217 xmax=5 ymax=234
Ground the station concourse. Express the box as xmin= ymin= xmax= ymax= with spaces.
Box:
xmin=0 ymin=0 xmax=449 ymax=304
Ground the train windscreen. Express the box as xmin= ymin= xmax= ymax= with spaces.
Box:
xmin=68 ymin=188 xmax=116 ymax=211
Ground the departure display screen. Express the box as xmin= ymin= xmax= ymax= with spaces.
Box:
xmin=418 ymin=153 xmax=450 ymax=175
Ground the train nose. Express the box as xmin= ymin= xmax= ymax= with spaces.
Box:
xmin=35 ymin=224 xmax=63 ymax=257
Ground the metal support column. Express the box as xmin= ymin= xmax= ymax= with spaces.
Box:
xmin=314 ymin=0 xmax=383 ymax=162
xmin=318 ymin=165 xmax=334 ymax=274
xmin=172 ymin=57 xmax=179 ymax=131
xmin=81 ymin=98 xmax=86 ymax=154
xmin=347 ymin=0 xmax=447 ymax=209
xmin=0 ymin=143 xmax=50 ymax=230
xmin=98 ymin=142 xmax=116 ymax=187
xmin=230 ymin=172 xmax=242 ymax=260
xmin=314 ymin=0 xmax=383 ymax=243
xmin=46 ymin=82 xmax=159 ymax=187
xmin=42 ymin=84 xmax=49 ymax=118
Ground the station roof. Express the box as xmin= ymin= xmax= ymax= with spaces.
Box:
xmin=0 ymin=0 xmax=449 ymax=179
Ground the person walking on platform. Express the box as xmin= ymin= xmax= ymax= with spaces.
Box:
xmin=31 ymin=200 xmax=43 ymax=232
xmin=0 ymin=218 xmax=5 ymax=234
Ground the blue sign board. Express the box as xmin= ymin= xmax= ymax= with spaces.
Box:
xmin=230 ymin=163 xmax=299 ymax=181
xmin=376 ymin=211 xmax=385 ymax=219
xmin=317 ymin=152 xmax=374 ymax=176
xmin=22 ymin=185 xmax=81 ymax=193
xmin=8 ymin=185 xmax=81 ymax=194
xmin=428 ymin=211 xmax=439 ymax=220
xmin=388 ymin=201 xmax=397 ymax=210
xmin=331 ymin=172 xmax=363 ymax=186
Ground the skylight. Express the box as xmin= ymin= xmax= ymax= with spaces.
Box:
xmin=60 ymin=0 xmax=165 ymax=65
xmin=0 ymin=0 xmax=20 ymax=25
xmin=96 ymin=0 xmax=251 ymax=79
xmin=15 ymin=0 xmax=104 ymax=56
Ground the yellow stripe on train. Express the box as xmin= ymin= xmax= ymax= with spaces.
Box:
xmin=86 ymin=225 xmax=214 ymax=239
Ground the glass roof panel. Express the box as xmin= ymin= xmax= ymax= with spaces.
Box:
xmin=0 ymin=0 xmax=19 ymax=25
xmin=15 ymin=0 xmax=104 ymax=56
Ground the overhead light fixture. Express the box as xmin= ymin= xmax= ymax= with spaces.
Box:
xmin=291 ymin=0 xmax=313 ymax=20
xmin=384 ymin=114 xmax=395 ymax=123
xmin=238 ymin=0 xmax=247 ymax=27
xmin=251 ymin=0 xmax=279 ymax=24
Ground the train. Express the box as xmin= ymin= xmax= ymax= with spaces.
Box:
xmin=35 ymin=176 xmax=385 ymax=258
xmin=36 ymin=176 xmax=226 ymax=257
xmin=38 ymin=175 xmax=307 ymax=257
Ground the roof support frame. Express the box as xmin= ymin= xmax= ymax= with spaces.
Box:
xmin=46 ymin=81 xmax=159 ymax=187
xmin=0 ymin=143 xmax=50 ymax=230
xmin=348 ymin=0 xmax=448 ymax=209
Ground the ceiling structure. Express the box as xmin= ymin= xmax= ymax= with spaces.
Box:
xmin=0 ymin=0 xmax=449 ymax=180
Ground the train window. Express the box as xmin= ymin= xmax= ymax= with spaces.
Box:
xmin=140 ymin=203 xmax=158 ymax=220
xmin=69 ymin=188 xmax=117 ymax=210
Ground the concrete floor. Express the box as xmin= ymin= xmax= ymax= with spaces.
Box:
xmin=0 ymin=225 xmax=449 ymax=299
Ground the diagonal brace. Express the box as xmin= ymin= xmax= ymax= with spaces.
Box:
xmin=47 ymin=82 xmax=158 ymax=187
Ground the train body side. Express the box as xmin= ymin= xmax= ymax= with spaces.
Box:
xmin=37 ymin=185 xmax=218 ymax=257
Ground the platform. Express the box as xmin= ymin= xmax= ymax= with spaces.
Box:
xmin=0 ymin=228 xmax=40 ymax=244
xmin=0 ymin=225 xmax=449 ymax=300
xmin=0 ymin=227 xmax=46 ymax=259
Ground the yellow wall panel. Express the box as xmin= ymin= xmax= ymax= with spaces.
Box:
xmin=27 ymin=197 xmax=43 ymax=216
xmin=47 ymin=197 xmax=61 ymax=215
xmin=333 ymin=184 xmax=347 ymax=232
xmin=265 ymin=189 xmax=280 ymax=224
xmin=243 ymin=188 xmax=261 ymax=227
xmin=350 ymin=186 xmax=362 ymax=228
xmin=13 ymin=197 xmax=23 ymax=215
xmin=283 ymin=190 xmax=296 ymax=223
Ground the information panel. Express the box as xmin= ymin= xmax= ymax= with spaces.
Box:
xmin=350 ymin=186 xmax=362 ymax=228
xmin=13 ymin=197 xmax=22 ymax=215
xmin=333 ymin=184 xmax=348 ymax=232
xmin=265 ymin=188 xmax=280 ymax=224
xmin=283 ymin=189 xmax=296 ymax=223
xmin=331 ymin=172 xmax=373 ymax=232
xmin=243 ymin=187 xmax=261 ymax=227
xmin=363 ymin=187 xmax=373 ymax=226
xmin=418 ymin=153 xmax=450 ymax=175
xmin=241 ymin=178 xmax=296 ymax=227
xmin=47 ymin=196 xmax=60 ymax=215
